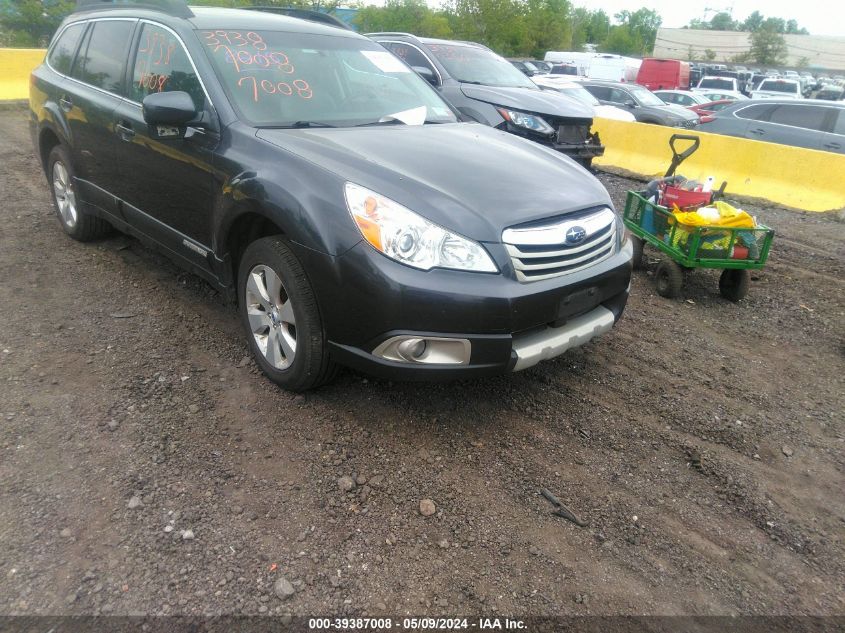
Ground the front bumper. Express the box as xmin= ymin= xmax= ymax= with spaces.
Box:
xmin=292 ymin=237 xmax=632 ymax=381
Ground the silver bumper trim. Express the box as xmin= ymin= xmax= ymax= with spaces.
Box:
xmin=511 ymin=305 xmax=615 ymax=371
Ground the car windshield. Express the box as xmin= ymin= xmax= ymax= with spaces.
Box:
xmin=759 ymin=80 xmax=799 ymax=94
xmin=425 ymin=43 xmax=536 ymax=88
xmin=628 ymin=85 xmax=666 ymax=106
xmin=699 ymin=78 xmax=734 ymax=90
xmin=199 ymin=30 xmax=457 ymax=127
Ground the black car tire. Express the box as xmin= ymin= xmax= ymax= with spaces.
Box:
xmin=631 ymin=236 xmax=645 ymax=270
xmin=719 ymin=269 xmax=749 ymax=302
xmin=47 ymin=145 xmax=111 ymax=241
xmin=655 ymin=260 xmax=683 ymax=298
xmin=238 ymin=236 xmax=337 ymax=391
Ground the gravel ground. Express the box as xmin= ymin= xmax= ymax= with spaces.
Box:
xmin=1 ymin=108 xmax=843 ymax=620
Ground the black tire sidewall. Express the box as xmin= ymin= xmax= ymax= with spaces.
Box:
xmin=237 ymin=237 xmax=325 ymax=391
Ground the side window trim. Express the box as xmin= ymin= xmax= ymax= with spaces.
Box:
xmin=50 ymin=17 xmax=138 ymax=101
xmin=124 ymin=19 xmax=216 ymax=114
xmin=379 ymin=40 xmax=442 ymax=86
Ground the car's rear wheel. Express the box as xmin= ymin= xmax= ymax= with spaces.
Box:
xmin=238 ymin=236 xmax=337 ymax=391
xmin=47 ymin=145 xmax=111 ymax=241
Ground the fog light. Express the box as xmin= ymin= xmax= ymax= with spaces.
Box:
xmin=373 ymin=335 xmax=471 ymax=365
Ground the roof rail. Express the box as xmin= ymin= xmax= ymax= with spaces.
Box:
xmin=74 ymin=0 xmax=193 ymax=18
xmin=242 ymin=6 xmax=351 ymax=30
xmin=365 ymin=32 xmax=421 ymax=41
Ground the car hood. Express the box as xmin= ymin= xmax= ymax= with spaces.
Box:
xmin=460 ymin=84 xmax=593 ymax=119
xmin=256 ymin=123 xmax=611 ymax=243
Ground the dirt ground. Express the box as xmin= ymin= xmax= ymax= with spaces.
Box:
xmin=1 ymin=108 xmax=843 ymax=621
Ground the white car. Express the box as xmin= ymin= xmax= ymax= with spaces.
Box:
xmin=693 ymin=76 xmax=739 ymax=93
xmin=532 ymin=76 xmax=636 ymax=121
xmin=700 ymin=91 xmax=749 ymax=102
xmin=752 ymin=78 xmax=803 ymax=100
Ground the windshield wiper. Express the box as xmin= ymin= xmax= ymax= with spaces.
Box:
xmin=355 ymin=119 xmax=406 ymax=127
xmin=458 ymin=80 xmax=485 ymax=85
xmin=261 ymin=121 xmax=337 ymax=129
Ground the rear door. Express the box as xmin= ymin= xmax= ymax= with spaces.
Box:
xmin=64 ymin=18 xmax=136 ymax=215
xmin=765 ymin=104 xmax=831 ymax=150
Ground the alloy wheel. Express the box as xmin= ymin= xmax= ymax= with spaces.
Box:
xmin=245 ymin=264 xmax=297 ymax=369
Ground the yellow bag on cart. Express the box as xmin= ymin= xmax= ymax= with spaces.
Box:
xmin=672 ymin=201 xmax=756 ymax=229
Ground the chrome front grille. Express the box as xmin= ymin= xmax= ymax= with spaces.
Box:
xmin=502 ymin=207 xmax=617 ymax=282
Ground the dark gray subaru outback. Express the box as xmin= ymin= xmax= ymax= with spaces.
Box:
xmin=30 ymin=0 xmax=632 ymax=390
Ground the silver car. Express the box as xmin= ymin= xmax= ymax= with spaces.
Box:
xmin=697 ymin=100 xmax=845 ymax=154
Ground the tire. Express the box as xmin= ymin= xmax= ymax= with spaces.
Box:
xmin=579 ymin=157 xmax=594 ymax=170
xmin=719 ymin=269 xmax=749 ymax=302
xmin=655 ymin=260 xmax=683 ymax=298
xmin=47 ymin=145 xmax=111 ymax=241
xmin=237 ymin=236 xmax=337 ymax=391
xmin=631 ymin=236 xmax=645 ymax=270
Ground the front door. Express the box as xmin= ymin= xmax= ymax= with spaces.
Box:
xmin=112 ymin=21 xmax=217 ymax=267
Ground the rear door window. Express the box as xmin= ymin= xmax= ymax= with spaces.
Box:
xmin=129 ymin=23 xmax=204 ymax=108
xmin=735 ymin=104 xmax=775 ymax=121
xmin=48 ymin=23 xmax=86 ymax=75
xmin=74 ymin=20 xmax=135 ymax=94
xmin=769 ymin=105 xmax=829 ymax=131
xmin=585 ymin=85 xmax=610 ymax=101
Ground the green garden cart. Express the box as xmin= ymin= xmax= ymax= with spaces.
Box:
xmin=623 ymin=134 xmax=775 ymax=302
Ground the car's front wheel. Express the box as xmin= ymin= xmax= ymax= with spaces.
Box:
xmin=237 ymin=236 xmax=337 ymax=391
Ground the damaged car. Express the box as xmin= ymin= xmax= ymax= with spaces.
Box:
xmin=369 ymin=33 xmax=604 ymax=167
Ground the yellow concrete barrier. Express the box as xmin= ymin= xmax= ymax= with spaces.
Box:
xmin=592 ymin=117 xmax=845 ymax=212
xmin=0 ymin=48 xmax=46 ymax=101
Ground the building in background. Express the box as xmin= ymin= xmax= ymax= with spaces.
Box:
xmin=653 ymin=28 xmax=845 ymax=72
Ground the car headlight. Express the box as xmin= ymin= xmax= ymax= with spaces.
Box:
xmin=496 ymin=108 xmax=555 ymax=135
xmin=344 ymin=183 xmax=498 ymax=273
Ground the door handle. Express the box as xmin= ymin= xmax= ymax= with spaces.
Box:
xmin=59 ymin=96 xmax=72 ymax=112
xmin=824 ymin=142 xmax=841 ymax=150
xmin=749 ymin=128 xmax=765 ymax=136
xmin=115 ymin=120 xmax=135 ymax=140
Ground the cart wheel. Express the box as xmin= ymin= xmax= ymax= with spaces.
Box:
xmin=719 ymin=269 xmax=749 ymax=302
xmin=655 ymin=260 xmax=683 ymax=298
xmin=631 ymin=236 xmax=645 ymax=270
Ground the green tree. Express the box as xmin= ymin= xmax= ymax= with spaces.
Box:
xmin=709 ymin=11 xmax=736 ymax=31
xmin=0 ymin=0 xmax=74 ymax=47
xmin=445 ymin=0 xmax=531 ymax=56
xmin=601 ymin=8 xmax=660 ymax=55
xmin=703 ymin=48 xmax=716 ymax=61
xmin=355 ymin=0 xmax=452 ymax=38
xmin=749 ymin=25 xmax=788 ymax=65
xmin=741 ymin=10 xmax=764 ymax=32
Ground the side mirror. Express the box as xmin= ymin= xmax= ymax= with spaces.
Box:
xmin=412 ymin=66 xmax=438 ymax=87
xmin=624 ymin=99 xmax=637 ymax=108
xmin=142 ymin=91 xmax=198 ymax=139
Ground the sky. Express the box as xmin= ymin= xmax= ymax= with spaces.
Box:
xmin=571 ymin=0 xmax=845 ymax=37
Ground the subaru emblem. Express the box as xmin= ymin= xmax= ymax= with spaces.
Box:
xmin=565 ymin=226 xmax=587 ymax=244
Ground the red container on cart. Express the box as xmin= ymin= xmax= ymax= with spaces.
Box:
xmin=661 ymin=185 xmax=711 ymax=210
